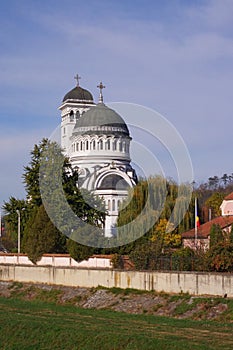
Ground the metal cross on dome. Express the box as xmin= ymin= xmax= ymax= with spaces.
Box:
xmin=74 ymin=74 xmax=81 ymax=86
xmin=97 ymin=81 xmax=105 ymax=103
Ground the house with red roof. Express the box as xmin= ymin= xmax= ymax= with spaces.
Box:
xmin=220 ymin=192 xmax=233 ymax=216
xmin=182 ymin=192 xmax=233 ymax=251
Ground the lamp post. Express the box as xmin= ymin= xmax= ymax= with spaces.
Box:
xmin=16 ymin=210 xmax=21 ymax=254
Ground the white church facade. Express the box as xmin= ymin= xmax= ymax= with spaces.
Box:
xmin=59 ymin=76 xmax=137 ymax=236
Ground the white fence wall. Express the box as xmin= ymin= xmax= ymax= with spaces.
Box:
xmin=0 ymin=254 xmax=112 ymax=269
xmin=0 ymin=262 xmax=233 ymax=297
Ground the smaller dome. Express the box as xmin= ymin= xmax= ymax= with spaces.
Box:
xmin=63 ymin=86 xmax=94 ymax=102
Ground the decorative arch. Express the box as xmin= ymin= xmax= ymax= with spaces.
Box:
xmin=97 ymin=173 xmax=130 ymax=190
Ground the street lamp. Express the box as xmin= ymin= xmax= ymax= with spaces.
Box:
xmin=16 ymin=210 xmax=21 ymax=254
xmin=16 ymin=208 xmax=25 ymax=254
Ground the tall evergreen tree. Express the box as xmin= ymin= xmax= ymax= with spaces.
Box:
xmin=23 ymin=205 xmax=67 ymax=263
xmin=23 ymin=138 xmax=49 ymax=206
xmin=23 ymin=140 xmax=105 ymax=261
xmin=209 ymin=224 xmax=224 ymax=247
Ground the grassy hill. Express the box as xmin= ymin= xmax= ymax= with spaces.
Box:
xmin=1 ymin=282 xmax=233 ymax=349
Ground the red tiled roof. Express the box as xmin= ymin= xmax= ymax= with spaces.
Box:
xmin=182 ymin=216 xmax=233 ymax=239
xmin=224 ymin=192 xmax=233 ymax=200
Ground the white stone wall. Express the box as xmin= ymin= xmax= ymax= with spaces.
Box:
xmin=0 ymin=254 xmax=112 ymax=269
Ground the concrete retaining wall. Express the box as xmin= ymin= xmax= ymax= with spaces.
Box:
xmin=0 ymin=263 xmax=233 ymax=297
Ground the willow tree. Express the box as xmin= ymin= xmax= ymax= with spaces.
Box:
xmin=116 ymin=176 xmax=196 ymax=259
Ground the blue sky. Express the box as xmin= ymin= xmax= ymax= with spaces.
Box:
xmin=1 ymin=0 xmax=233 ymax=207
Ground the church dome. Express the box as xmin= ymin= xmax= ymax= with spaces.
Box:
xmin=63 ymin=86 xmax=94 ymax=102
xmin=72 ymin=103 xmax=129 ymax=136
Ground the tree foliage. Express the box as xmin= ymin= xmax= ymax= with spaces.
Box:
xmin=23 ymin=138 xmax=49 ymax=207
xmin=209 ymin=224 xmax=224 ymax=248
xmin=117 ymin=176 xmax=191 ymax=252
xmin=23 ymin=205 xmax=67 ymax=264
xmin=129 ymin=239 xmax=164 ymax=270
xmin=3 ymin=139 xmax=106 ymax=262
xmin=66 ymin=239 xmax=94 ymax=263
xmin=206 ymin=242 xmax=233 ymax=272
xmin=205 ymin=192 xmax=224 ymax=218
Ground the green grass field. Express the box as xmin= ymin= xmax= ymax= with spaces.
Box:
xmin=0 ymin=297 xmax=233 ymax=350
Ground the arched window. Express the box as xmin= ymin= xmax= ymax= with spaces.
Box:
xmin=108 ymin=200 xmax=111 ymax=211
xmin=76 ymin=143 xmax=79 ymax=151
xmin=80 ymin=142 xmax=83 ymax=151
xmin=112 ymin=199 xmax=115 ymax=211
xmin=106 ymin=139 xmax=111 ymax=150
xmin=92 ymin=140 xmax=96 ymax=150
xmin=69 ymin=110 xmax=74 ymax=122
xmin=75 ymin=110 xmax=80 ymax=120
xmin=86 ymin=141 xmax=89 ymax=150
xmin=117 ymin=200 xmax=121 ymax=210
xmin=99 ymin=139 xmax=103 ymax=150
xmin=119 ymin=141 xmax=122 ymax=152
xmin=113 ymin=139 xmax=117 ymax=151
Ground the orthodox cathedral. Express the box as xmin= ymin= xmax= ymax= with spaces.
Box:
xmin=59 ymin=75 xmax=137 ymax=236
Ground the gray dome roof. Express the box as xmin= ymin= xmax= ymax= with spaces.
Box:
xmin=63 ymin=86 xmax=94 ymax=102
xmin=72 ymin=103 xmax=129 ymax=136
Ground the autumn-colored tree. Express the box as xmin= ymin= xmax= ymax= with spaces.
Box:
xmin=150 ymin=218 xmax=181 ymax=248
xmin=206 ymin=242 xmax=233 ymax=272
